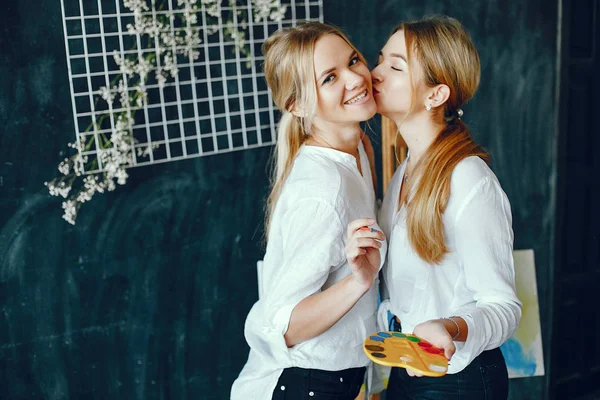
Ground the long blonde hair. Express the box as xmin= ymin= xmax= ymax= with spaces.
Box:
xmin=263 ymin=22 xmax=366 ymax=238
xmin=398 ymin=16 xmax=488 ymax=264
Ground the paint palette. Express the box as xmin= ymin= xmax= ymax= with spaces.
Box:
xmin=363 ymin=331 xmax=449 ymax=377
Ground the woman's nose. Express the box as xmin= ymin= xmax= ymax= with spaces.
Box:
xmin=371 ymin=66 xmax=383 ymax=83
xmin=345 ymin=70 xmax=366 ymax=91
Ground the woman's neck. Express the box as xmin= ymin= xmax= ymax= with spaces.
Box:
xmin=308 ymin=122 xmax=363 ymax=155
xmin=394 ymin=115 xmax=443 ymax=166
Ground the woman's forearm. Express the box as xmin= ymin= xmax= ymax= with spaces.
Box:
xmin=284 ymin=275 xmax=370 ymax=347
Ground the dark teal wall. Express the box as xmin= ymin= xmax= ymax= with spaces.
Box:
xmin=0 ymin=1 xmax=557 ymax=399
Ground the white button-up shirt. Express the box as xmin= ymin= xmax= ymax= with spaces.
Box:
xmin=231 ymin=142 xmax=387 ymax=400
xmin=378 ymin=156 xmax=522 ymax=374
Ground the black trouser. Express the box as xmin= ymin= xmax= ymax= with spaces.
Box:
xmin=386 ymin=317 xmax=509 ymax=399
xmin=271 ymin=366 xmax=366 ymax=400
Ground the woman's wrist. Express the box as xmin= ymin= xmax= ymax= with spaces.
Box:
xmin=441 ymin=317 xmax=460 ymax=340
xmin=347 ymin=274 xmax=372 ymax=295
xmin=437 ymin=316 xmax=467 ymax=342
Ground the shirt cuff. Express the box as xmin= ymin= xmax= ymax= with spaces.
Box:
xmin=272 ymin=303 xmax=296 ymax=336
xmin=448 ymin=306 xmax=486 ymax=368
xmin=262 ymin=302 xmax=298 ymax=362
xmin=456 ymin=303 xmax=514 ymax=367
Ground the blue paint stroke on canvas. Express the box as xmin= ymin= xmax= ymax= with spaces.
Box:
xmin=500 ymin=337 xmax=537 ymax=376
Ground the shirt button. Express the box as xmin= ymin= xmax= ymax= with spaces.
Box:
xmin=280 ymin=386 xmax=285 ymax=391
xmin=340 ymin=377 xmax=344 ymax=382
xmin=309 ymin=391 xmax=314 ymax=397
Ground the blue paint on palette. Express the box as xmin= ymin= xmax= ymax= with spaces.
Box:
xmin=370 ymin=336 xmax=385 ymax=342
xmin=377 ymin=332 xmax=392 ymax=338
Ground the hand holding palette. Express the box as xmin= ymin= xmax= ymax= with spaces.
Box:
xmin=363 ymin=331 xmax=449 ymax=377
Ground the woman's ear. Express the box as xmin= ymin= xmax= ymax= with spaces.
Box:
xmin=291 ymin=108 xmax=305 ymax=118
xmin=427 ymin=84 xmax=450 ymax=108
xmin=291 ymin=105 xmax=308 ymax=118
xmin=287 ymin=100 xmax=305 ymax=118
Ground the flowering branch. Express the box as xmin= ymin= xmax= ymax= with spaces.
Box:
xmin=47 ymin=0 xmax=286 ymax=224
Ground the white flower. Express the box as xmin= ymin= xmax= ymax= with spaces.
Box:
xmin=106 ymin=179 xmax=116 ymax=192
xmin=135 ymin=85 xmax=147 ymax=107
xmin=156 ymin=68 xmax=167 ymax=89
xmin=99 ymin=86 xmax=113 ymax=102
xmin=113 ymin=52 xmax=135 ymax=75
xmin=270 ymin=5 xmax=286 ymax=21
xmin=46 ymin=181 xmax=72 ymax=198
xmin=116 ymin=80 xmax=131 ymax=110
xmin=115 ymin=114 xmax=132 ymax=132
xmin=123 ymin=0 xmax=149 ymax=12
xmin=61 ymin=200 xmax=77 ymax=225
xmin=72 ymin=153 xmax=87 ymax=176
xmin=160 ymin=31 xmax=177 ymax=48
xmin=115 ymin=169 xmax=128 ymax=185
xmin=252 ymin=0 xmax=286 ymax=23
xmin=163 ymin=53 xmax=178 ymax=78
xmin=134 ymin=57 xmax=153 ymax=81
xmin=58 ymin=158 xmax=70 ymax=175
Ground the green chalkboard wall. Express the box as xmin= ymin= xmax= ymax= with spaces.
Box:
xmin=0 ymin=1 xmax=557 ymax=399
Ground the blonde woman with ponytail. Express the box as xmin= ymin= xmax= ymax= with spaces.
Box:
xmin=231 ymin=22 xmax=387 ymax=400
xmin=373 ymin=16 xmax=521 ymax=398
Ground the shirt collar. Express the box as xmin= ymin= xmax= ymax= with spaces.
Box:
xmin=299 ymin=142 xmax=363 ymax=165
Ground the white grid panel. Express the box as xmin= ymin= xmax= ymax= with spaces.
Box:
xmin=60 ymin=0 xmax=324 ymax=173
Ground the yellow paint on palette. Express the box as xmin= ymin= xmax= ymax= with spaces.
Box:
xmin=363 ymin=332 xmax=448 ymax=377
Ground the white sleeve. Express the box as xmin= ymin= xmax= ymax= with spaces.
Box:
xmin=261 ymin=198 xmax=345 ymax=354
xmin=453 ymin=177 xmax=522 ymax=362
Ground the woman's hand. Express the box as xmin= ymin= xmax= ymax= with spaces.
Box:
xmin=345 ymin=218 xmax=385 ymax=290
xmin=407 ymin=319 xmax=457 ymax=377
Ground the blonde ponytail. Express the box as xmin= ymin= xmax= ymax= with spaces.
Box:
xmin=265 ymin=112 xmax=306 ymax=238
xmin=406 ymin=121 xmax=488 ymax=263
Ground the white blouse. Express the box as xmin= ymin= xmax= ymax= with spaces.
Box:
xmin=378 ymin=156 xmax=522 ymax=374
xmin=231 ymin=141 xmax=387 ymax=400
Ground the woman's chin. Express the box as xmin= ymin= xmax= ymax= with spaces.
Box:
xmin=353 ymin=100 xmax=378 ymax=121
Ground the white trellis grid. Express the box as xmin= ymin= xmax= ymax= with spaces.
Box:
xmin=59 ymin=0 xmax=324 ymax=173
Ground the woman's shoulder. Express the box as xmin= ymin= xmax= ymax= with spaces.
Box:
xmin=282 ymin=151 xmax=344 ymax=207
xmin=450 ymin=156 xmax=499 ymax=191
xmin=447 ymin=156 xmax=504 ymax=206
xmin=288 ymin=150 xmax=343 ymax=188
xmin=452 ymin=156 xmax=493 ymax=180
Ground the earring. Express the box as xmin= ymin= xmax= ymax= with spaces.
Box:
xmin=426 ymin=104 xmax=432 ymax=111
